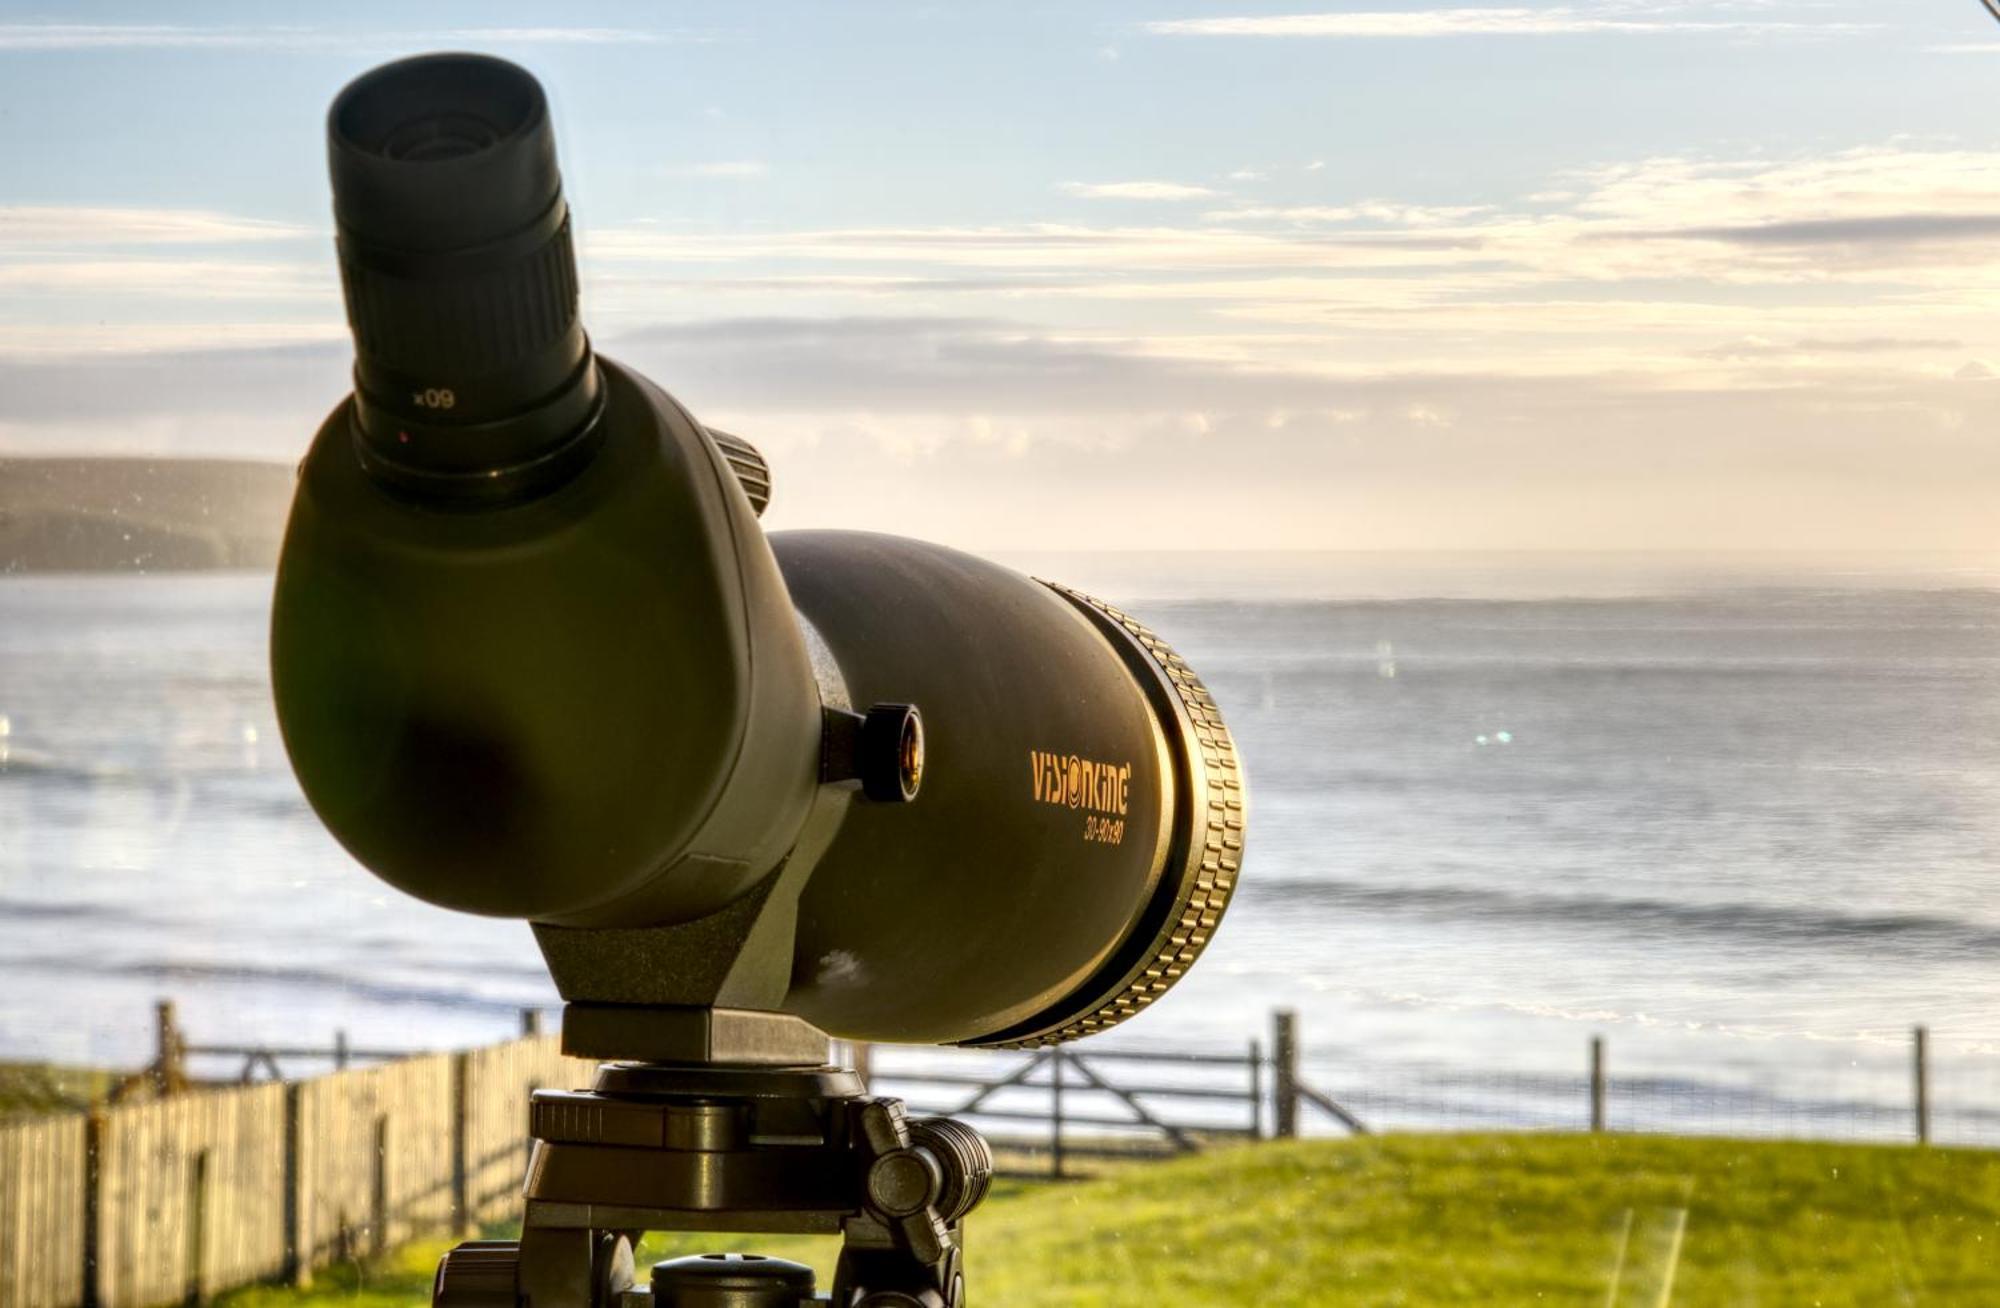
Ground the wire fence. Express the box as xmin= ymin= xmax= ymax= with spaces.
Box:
xmin=1302 ymin=1026 xmax=2000 ymax=1147
xmin=858 ymin=1017 xmax=2000 ymax=1159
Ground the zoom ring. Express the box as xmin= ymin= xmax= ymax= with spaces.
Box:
xmin=339 ymin=215 xmax=578 ymax=386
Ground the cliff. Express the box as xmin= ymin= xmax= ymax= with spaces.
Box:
xmin=0 ymin=457 xmax=295 ymax=572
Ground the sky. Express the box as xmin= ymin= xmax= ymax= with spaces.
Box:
xmin=2 ymin=0 xmax=1999 ymax=550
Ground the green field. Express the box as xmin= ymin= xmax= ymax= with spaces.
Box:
xmin=219 ymin=1133 xmax=2000 ymax=1307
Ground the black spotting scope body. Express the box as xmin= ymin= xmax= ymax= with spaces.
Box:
xmin=272 ymin=53 xmax=1245 ymax=1048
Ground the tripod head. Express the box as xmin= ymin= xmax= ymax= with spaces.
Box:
xmin=438 ymin=1022 xmax=995 ymax=1308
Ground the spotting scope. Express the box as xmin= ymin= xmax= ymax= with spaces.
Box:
xmin=272 ymin=51 xmax=1250 ymax=1308
xmin=272 ymin=52 xmax=1245 ymax=1052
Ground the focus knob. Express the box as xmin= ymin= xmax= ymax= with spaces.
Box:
xmin=708 ymin=429 xmax=772 ymax=516
xmin=860 ymin=704 xmax=924 ymax=804
xmin=907 ymin=1118 xmax=993 ymax=1222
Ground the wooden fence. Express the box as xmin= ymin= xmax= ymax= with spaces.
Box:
xmin=94 ymin=1083 xmax=289 ymax=1308
xmin=0 ymin=1035 xmax=595 ymax=1308
xmin=0 ymin=1112 xmax=85 ymax=1308
xmin=0 ymin=1006 xmax=1360 ymax=1308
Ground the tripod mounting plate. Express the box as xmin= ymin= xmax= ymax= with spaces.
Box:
xmin=561 ymin=1004 xmax=831 ymax=1066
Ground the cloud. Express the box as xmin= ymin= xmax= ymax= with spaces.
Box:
xmin=1642 ymin=213 xmax=2000 ymax=247
xmin=581 ymin=221 xmax=1487 ymax=277
xmin=1202 ymin=202 xmax=1495 ymax=226
xmin=8 ymin=317 xmax=1991 ymax=550
xmin=0 ymin=341 xmax=345 ymax=425
xmin=1143 ymin=8 xmax=1866 ymax=39
xmin=18 ymin=146 xmax=2000 ymax=367
xmin=577 ymin=147 xmax=2000 ymax=296
xmin=0 ymin=259 xmax=328 ymax=298
xmin=1061 ymin=181 xmax=1219 ymax=201
xmin=1697 ymin=337 xmax=1965 ymax=361
xmin=0 ymin=24 xmax=685 ymax=51
xmin=1571 ymin=149 xmax=2000 ymax=225
xmin=7 ymin=144 xmax=2000 ymax=548
xmin=0 ymin=206 xmax=309 ymax=247
xmin=0 ymin=323 xmax=345 ymax=356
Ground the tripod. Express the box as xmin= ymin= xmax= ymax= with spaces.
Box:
xmin=432 ymin=1007 xmax=993 ymax=1308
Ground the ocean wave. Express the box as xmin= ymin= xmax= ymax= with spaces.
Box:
xmin=1253 ymin=876 xmax=2000 ymax=955
xmin=0 ymin=748 xmax=145 ymax=782
xmin=0 ymin=750 xmax=289 ymax=787
xmin=1145 ymin=586 xmax=2000 ymax=613
xmin=0 ymin=897 xmax=142 ymax=923
xmin=8 ymin=954 xmax=550 ymax=1016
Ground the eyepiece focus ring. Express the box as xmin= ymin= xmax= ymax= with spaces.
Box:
xmin=338 ymin=205 xmax=578 ymax=385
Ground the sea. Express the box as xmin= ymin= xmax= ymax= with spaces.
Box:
xmin=3 ymin=551 xmax=1998 ymax=1137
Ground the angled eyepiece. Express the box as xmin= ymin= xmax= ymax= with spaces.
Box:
xmin=328 ymin=53 xmax=601 ymax=503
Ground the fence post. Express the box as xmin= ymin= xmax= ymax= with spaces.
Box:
xmin=82 ymin=1106 xmax=105 ymax=1308
xmin=452 ymin=1051 xmax=472 ymax=1236
xmin=334 ymin=1030 xmax=350 ymax=1072
xmin=1273 ymin=1010 xmax=1299 ymax=1139
xmin=520 ymin=1009 xmax=543 ymax=1039
xmin=1914 ymin=1025 xmax=1931 ymax=1146
xmin=370 ymin=1116 xmax=390 ymax=1256
xmin=283 ymin=1082 xmax=306 ymax=1285
xmin=1050 ymin=1048 xmax=1066 ymax=1179
xmin=187 ymin=1148 xmax=211 ymax=1306
xmin=154 ymin=1000 xmax=186 ymax=1095
xmin=1590 ymin=1036 xmax=1607 ymax=1133
xmin=1249 ymin=1038 xmax=1264 ymax=1140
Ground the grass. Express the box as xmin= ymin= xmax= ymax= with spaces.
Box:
xmin=217 ymin=1133 xmax=2000 ymax=1307
xmin=0 ymin=1060 xmax=114 ymax=1117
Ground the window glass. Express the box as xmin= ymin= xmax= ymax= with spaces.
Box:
xmin=4 ymin=5 xmax=1998 ymax=1305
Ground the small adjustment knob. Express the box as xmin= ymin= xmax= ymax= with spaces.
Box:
xmin=866 ymin=1146 xmax=944 ymax=1218
xmin=860 ymin=703 xmax=924 ymax=803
